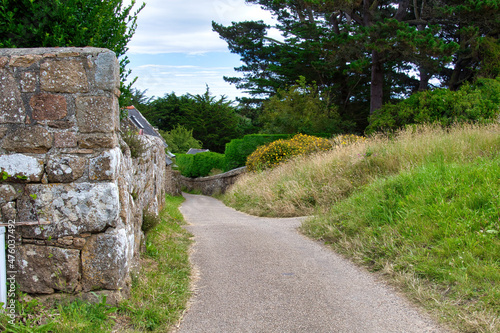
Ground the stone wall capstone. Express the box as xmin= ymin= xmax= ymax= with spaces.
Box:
xmin=0 ymin=47 xmax=179 ymax=304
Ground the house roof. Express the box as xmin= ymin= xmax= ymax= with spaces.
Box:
xmin=125 ymin=106 xmax=176 ymax=165
xmin=186 ymin=148 xmax=210 ymax=155
xmin=126 ymin=106 xmax=163 ymax=139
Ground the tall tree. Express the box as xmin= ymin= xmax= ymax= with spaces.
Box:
xmin=215 ymin=0 xmax=499 ymax=124
xmin=141 ymin=89 xmax=243 ymax=153
xmin=183 ymin=88 xmax=242 ymax=153
xmin=142 ymin=93 xmax=194 ymax=132
xmin=130 ymin=88 xmax=154 ymax=113
xmin=431 ymin=1 xmax=500 ymax=89
xmin=212 ymin=20 xmax=285 ymax=105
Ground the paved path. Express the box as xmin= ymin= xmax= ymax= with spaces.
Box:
xmin=176 ymin=193 xmax=447 ymax=333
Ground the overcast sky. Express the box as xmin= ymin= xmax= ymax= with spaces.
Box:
xmin=124 ymin=0 xmax=277 ymax=102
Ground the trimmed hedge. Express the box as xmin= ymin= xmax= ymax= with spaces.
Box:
xmin=177 ymin=133 xmax=338 ymax=177
xmin=176 ymin=152 xmax=225 ymax=178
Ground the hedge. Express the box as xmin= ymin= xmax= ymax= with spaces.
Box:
xmin=224 ymin=133 xmax=335 ymax=171
xmin=176 ymin=152 xmax=226 ymax=178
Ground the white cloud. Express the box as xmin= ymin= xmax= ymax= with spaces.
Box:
xmin=131 ymin=62 xmax=246 ymax=100
xmin=127 ymin=0 xmax=277 ymax=54
xmin=124 ymin=0 xmax=279 ymax=99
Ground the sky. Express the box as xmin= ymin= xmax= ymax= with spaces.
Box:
xmin=124 ymin=0 xmax=278 ymax=102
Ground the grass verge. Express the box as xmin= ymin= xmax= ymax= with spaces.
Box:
xmin=117 ymin=194 xmax=192 ymax=332
xmin=0 ymin=194 xmax=192 ymax=333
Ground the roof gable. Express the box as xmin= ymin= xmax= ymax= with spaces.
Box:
xmin=125 ymin=106 xmax=168 ymax=147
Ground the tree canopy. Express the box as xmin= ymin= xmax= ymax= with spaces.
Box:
xmin=159 ymin=125 xmax=202 ymax=154
xmin=260 ymin=76 xmax=355 ymax=134
xmin=141 ymin=88 xmax=245 ymax=153
xmin=213 ymin=0 xmax=500 ymax=130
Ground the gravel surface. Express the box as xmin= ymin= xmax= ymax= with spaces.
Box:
xmin=176 ymin=193 xmax=447 ymax=333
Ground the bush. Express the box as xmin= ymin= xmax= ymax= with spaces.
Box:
xmin=176 ymin=152 xmax=226 ymax=178
xmin=160 ymin=124 xmax=202 ymax=154
xmin=224 ymin=134 xmax=293 ymax=171
xmin=259 ymin=76 xmax=353 ymax=135
xmin=121 ymin=130 xmax=145 ymax=158
xmin=142 ymin=210 xmax=161 ymax=233
xmin=246 ymin=134 xmax=332 ymax=172
xmin=367 ymin=78 xmax=500 ymax=134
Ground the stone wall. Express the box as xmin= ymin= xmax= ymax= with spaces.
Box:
xmin=178 ymin=167 xmax=246 ymax=195
xmin=0 ymin=47 xmax=175 ymax=303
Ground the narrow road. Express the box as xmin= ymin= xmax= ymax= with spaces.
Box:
xmin=176 ymin=193 xmax=446 ymax=333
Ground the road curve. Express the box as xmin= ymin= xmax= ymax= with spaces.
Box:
xmin=176 ymin=193 xmax=447 ymax=333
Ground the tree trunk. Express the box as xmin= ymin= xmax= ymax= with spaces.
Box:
xmin=419 ymin=67 xmax=429 ymax=91
xmin=370 ymin=50 xmax=384 ymax=114
xmin=449 ymin=59 xmax=464 ymax=91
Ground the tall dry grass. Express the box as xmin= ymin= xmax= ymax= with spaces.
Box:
xmin=223 ymin=123 xmax=500 ymax=217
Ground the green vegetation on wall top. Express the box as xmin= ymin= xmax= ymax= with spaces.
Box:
xmin=224 ymin=134 xmax=293 ymax=171
xmin=176 ymin=152 xmax=226 ymax=178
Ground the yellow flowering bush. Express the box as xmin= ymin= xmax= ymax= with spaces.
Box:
xmin=246 ymin=134 xmax=332 ymax=171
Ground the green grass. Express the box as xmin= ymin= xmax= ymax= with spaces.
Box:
xmin=0 ymin=295 xmax=119 ymax=333
xmin=118 ymin=194 xmax=192 ymax=332
xmin=222 ymin=123 xmax=500 ymax=332
xmin=302 ymin=157 xmax=500 ymax=332
xmin=0 ymin=194 xmax=192 ymax=333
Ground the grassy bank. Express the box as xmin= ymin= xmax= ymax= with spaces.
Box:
xmin=223 ymin=123 xmax=500 ymax=217
xmin=302 ymin=157 xmax=500 ymax=332
xmin=222 ymin=123 xmax=500 ymax=332
xmin=0 ymin=194 xmax=192 ymax=333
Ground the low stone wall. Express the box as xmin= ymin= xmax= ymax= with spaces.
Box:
xmin=178 ymin=167 xmax=246 ymax=195
xmin=0 ymin=47 xmax=177 ymax=303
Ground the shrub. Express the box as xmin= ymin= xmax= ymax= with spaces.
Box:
xmin=259 ymin=76 xmax=354 ymax=135
xmin=159 ymin=125 xmax=202 ymax=154
xmin=176 ymin=152 xmax=226 ymax=178
xmin=224 ymin=134 xmax=293 ymax=171
xmin=246 ymin=134 xmax=332 ymax=171
xmin=121 ymin=130 xmax=145 ymax=158
xmin=142 ymin=210 xmax=161 ymax=233
xmin=367 ymin=78 xmax=500 ymax=134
